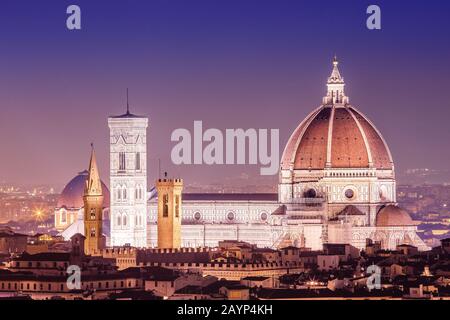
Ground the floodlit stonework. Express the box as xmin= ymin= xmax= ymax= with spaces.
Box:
xmin=156 ymin=178 xmax=183 ymax=249
xmin=146 ymin=57 xmax=428 ymax=251
xmin=56 ymin=58 xmax=428 ymax=252
xmin=108 ymin=106 xmax=148 ymax=248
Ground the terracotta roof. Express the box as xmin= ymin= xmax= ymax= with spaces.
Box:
xmin=14 ymin=252 xmax=70 ymax=262
xmin=337 ymin=205 xmax=365 ymax=216
xmin=376 ymin=205 xmax=415 ymax=227
xmin=181 ymin=193 xmax=278 ymax=202
xmin=281 ymin=105 xmax=393 ymax=170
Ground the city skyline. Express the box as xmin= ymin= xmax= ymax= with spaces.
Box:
xmin=0 ymin=1 xmax=449 ymax=303
xmin=1 ymin=0 xmax=450 ymax=186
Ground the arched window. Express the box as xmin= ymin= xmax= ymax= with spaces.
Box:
xmin=117 ymin=215 xmax=121 ymax=226
xmin=119 ymin=152 xmax=126 ymax=171
xmin=60 ymin=211 xmax=67 ymax=224
xmin=123 ymin=215 xmax=127 ymax=226
xmin=175 ymin=195 xmax=180 ymax=218
xmin=90 ymin=208 xmax=96 ymax=220
xmin=123 ymin=188 xmax=127 ymax=200
xmin=117 ymin=188 xmax=122 ymax=200
xmin=135 ymin=152 xmax=141 ymax=170
xmin=163 ymin=194 xmax=169 ymax=217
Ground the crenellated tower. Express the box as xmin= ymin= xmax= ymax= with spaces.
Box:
xmin=156 ymin=177 xmax=183 ymax=249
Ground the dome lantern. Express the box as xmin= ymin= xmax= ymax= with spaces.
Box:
xmin=323 ymin=55 xmax=349 ymax=105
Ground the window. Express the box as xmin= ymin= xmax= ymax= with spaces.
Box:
xmin=119 ymin=152 xmax=126 ymax=171
xmin=61 ymin=211 xmax=67 ymax=224
xmin=123 ymin=188 xmax=127 ymax=199
xmin=136 ymin=152 xmax=141 ymax=170
xmin=345 ymin=189 xmax=355 ymax=199
xmin=90 ymin=227 xmax=96 ymax=237
xmin=117 ymin=188 xmax=121 ymax=200
xmin=123 ymin=215 xmax=127 ymax=226
xmin=175 ymin=195 xmax=180 ymax=218
xmin=90 ymin=208 xmax=96 ymax=220
xmin=260 ymin=212 xmax=268 ymax=221
xmin=135 ymin=185 xmax=142 ymax=200
xmin=304 ymin=188 xmax=317 ymax=198
xmin=163 ymin=194 xmax=169 ymax=217
xmin=117 ymin=215 xmax=121 ymax=226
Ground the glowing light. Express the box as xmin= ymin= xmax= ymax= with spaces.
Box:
xmin=32 ymin=207 xmax=47 ymax=222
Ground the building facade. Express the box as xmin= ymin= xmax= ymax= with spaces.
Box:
xmin=156 ymin=178 xmax=183 ymax=249
xmin=145 ymin=58 xmax=427 ymax=251
xmin=54 ymin=58 xmax=428 ymax=252
xmin=108 ymin=106 xmax=148 ymax=248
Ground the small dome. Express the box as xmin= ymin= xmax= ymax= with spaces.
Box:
xmin=57 ymin=170 xmax=110 ymax=208
xmin=376 ymin=205 xmax=414 ymax=227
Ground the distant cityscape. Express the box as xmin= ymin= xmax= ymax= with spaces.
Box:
xmin=2 ymin=174 xmax=450 ymax=249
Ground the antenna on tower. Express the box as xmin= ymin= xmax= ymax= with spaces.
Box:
xmin=158 ymin=158 xmax=161 ymax=179
xmin=126 ymin=88 xmax=130 ymax=114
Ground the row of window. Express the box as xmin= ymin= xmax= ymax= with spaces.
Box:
xmin=190 ymin=211 xmax=268 ymax=222
xmin=0 ymin=280 xmax=139 ymax=292
xmin=118 ymin=152 xmax=142 ymax=171
xmin=162 ymin=194 xmax=181 ymax=218
xmin=116 ymin=185 xmax=145 ymax=201
xmin=115 ymin=214 xmax=145 ymax=227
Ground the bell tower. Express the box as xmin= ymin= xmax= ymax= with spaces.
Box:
xmin=156 ymin=176 xmax=183 ymax=249
xmin=108 ymin=92 xmax=148 ymax=248
xmin=83 ymin=145 xmax=105 ymax=255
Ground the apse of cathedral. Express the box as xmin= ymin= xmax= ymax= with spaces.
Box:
xmin=56 ymin=58 xmax=429 ymax=252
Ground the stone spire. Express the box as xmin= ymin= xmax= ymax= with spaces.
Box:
xmin=323 ymin=56 xmax=349 ymax=105
xmin=84 ymin=144 xmax=103 ymax=197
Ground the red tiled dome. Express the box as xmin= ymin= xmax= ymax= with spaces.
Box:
xmin=376 ymin=205 xmax=415 ymax=227
xmin=57 ymin=170 xmax=110 ymax=208
xmin=281 ymin=105 xmax=393 ymax=170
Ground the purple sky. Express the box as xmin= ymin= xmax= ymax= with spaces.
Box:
xmin=0 ymin=0 xmax=449 ymax=188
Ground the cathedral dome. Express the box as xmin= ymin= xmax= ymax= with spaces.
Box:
xmin=57 ymin=170 xmax=110 ymax=209
xmin=375 ymin=205 xmax=415 ymax=227
xmin=281 ymin=58 xmax=393 ymax=171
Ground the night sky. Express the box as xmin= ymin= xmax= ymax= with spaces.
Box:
xmin=1 ymin=0 xmax=449 ymax=188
